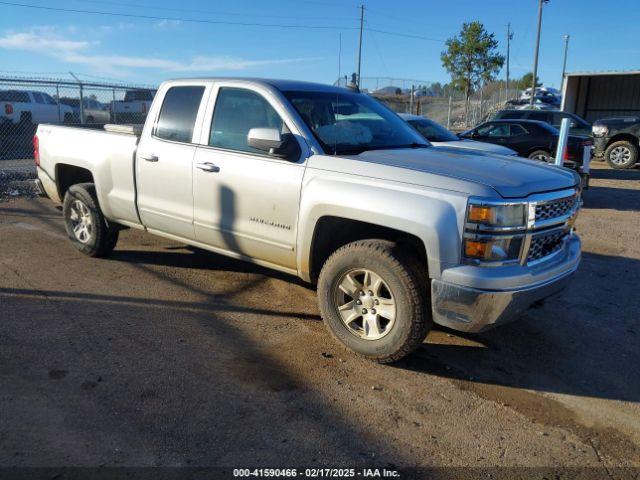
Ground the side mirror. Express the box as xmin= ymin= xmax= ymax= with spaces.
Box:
xmin=247 ymin=128 xmax=285 ymax=153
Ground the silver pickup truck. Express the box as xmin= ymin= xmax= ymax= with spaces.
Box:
xmin=34 ymin=78 xmax=582 ymax=363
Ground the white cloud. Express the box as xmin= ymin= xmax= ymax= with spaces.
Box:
xmin=154 ymin=19 xmax=182 ymax=29
xmin=99 ymin=23 xmax=135 ymax=33
xmin=0 ymin=28 xmax=318 ymax=76
xmin=0 ymin=31 xmax=90 ymax=54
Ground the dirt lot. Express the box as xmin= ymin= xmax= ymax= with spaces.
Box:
xmin=0 ymin=163 xmax=639 ymax=478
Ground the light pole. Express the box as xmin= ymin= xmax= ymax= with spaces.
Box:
xmin=530 ymin=0 xmax=549 ymax=107
xmin=506 ymin=23 xmax=513 ymax=100
xmin=561 ymin=34 xmax=570 ymax=90
xmin=356 ymin=4 xmax=364 ymax=89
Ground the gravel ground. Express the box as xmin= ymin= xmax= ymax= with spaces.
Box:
xmin=0 ymin=159 xmax=37 ymax=199
xmin=0 ymin=162 xmax=638 ymax=478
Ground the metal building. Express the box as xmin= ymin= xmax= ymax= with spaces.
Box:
xmin=561 ymin=70 xmax=640 ymax=122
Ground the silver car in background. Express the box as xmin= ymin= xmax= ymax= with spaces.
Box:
xmin=400 ymin=113 xmax=517 ymax=156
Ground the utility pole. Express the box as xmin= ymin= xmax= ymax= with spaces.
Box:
xmin=356 ymin=4 xmax=364 ymax=89
xmin=506 ymin=23 xmax=513 ymax=99
xmin=561 ymin=34 xmax=570 ymax=90
xmin=530 ymin=0 xmax=548 ymax=107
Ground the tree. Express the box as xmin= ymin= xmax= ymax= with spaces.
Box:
xmin=517 ymin=72 xmax=542 ymax=90
xmin=441 ymin=22 xmax=505 ymax=119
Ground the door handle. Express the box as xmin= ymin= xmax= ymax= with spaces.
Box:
xmin=196 ymin=162 xmax=220 ymax=173
xmin=141 ymin=154 xmax=159 ymax=162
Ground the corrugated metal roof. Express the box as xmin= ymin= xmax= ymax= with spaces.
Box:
xmin=565 ymin=69 xmax=640 ymax=77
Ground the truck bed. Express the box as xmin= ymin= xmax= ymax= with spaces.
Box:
xmin=36 ymin=123 xmax=142 ymax=227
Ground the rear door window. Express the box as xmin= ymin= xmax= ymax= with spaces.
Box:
xmin=0 ymin=90 xmax=30 ymax=102
xmin=42 ymin=93 xmax=58 ymax=105
xmin=154 ymin=86 xmax=205 ymax=143
xmin=509 ymin=124 xmax=528 ymax=136
xmin=32 ymin=92 xmax=45 ymax=104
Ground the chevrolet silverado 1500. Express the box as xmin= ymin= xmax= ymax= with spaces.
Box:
xmin=34 ymin=78 xmax=582 ymax=363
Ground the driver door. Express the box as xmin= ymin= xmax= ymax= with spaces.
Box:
xmin=192 ymin=85 xmax=307 ymax=271
xmin=475 ymin=123 xmax=510 ymax=145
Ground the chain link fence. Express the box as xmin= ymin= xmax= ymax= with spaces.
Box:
xmin=0 ymin=75 xmax=156 ymax=199
xmin=0 ymin=75 xmax=156 ymax=161
xmin=335 ymin=75 xmax=521 ymax=131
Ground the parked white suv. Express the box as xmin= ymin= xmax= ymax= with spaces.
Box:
xmin=0 ymin=90 xmax=74 ymax=127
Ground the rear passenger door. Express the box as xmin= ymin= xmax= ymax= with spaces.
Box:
xmin=136 ymin=83 xmax=209 ymax=239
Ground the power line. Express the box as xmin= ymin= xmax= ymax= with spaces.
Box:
xmin=366 ymin=27 xmax=445 ymax=43
xmin=0 ymin=1 xmax=448 ymax=42
xmin=0 ymin=1 xmax=359 ymax=30
xmin=59 ymin=0 xmax=360 ymax=22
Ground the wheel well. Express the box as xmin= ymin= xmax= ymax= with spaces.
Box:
xmin=56 ymin=164 xmax=94 ymax=199
xmin=606 ymin=134 xmax=639 ymax=150
xmin=309 ymin=216 xmax=428 ymax=284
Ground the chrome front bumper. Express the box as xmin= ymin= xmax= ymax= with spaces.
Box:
xmin=431 ymin=234 xmax=580 ymax=332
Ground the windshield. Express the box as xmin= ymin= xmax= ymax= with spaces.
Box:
xmin=283 ymin=90 xmax=428 ymax=155
xmin=408 ymin=118 xmax=458 ymax=142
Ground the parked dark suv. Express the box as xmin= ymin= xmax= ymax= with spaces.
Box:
xmin=493 ymin=110 xmax=592 ymax=136
xmin=591 ymin=117 xmax=640 ymax=169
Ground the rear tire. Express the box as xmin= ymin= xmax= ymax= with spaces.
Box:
xmin=605 ymin=140 xmax=638 ymax=169
xmin=317 ymin=240 xmax=431 ymax=364
xmin=528 ymin=150 xmax=552 ymax=162
xmin=63 ymin=183 xmax=118 ymax=257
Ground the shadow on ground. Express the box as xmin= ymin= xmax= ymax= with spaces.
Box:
xmin=397 ymin=251 xmax=640 ymax=403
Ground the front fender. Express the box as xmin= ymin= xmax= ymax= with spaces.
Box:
xmin=296 ymin=172 xmax=468 ymax=282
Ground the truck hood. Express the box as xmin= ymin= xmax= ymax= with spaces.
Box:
xmin=336 ymin=147 xmax=579 ymax=198
xmin=430 ymin=139 xmax=517 ymax=156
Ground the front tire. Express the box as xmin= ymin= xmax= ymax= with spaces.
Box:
xmin=63 ymin=183 xmax=118 ymax=257
xmin=317 ymin=240 xmax=431 ymax=363
xmin=605 ymin=140 xmax=638 ymax=169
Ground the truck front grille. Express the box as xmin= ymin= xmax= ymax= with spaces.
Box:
xmin=535 ymin=194 xmax=578 ymax=223
xmin=528 ymin=231 xmax=567 ymax=263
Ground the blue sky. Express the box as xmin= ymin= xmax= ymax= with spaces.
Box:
xmin=0 ymin=0 xmax=638 ymax=88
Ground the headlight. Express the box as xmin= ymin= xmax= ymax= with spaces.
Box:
xmin=463 ymin=200 xmax=528 ymax=264
xmin=466 ymin=202 xmax=527 ymax=228
xmin=464 ymin=236 xmax=524 ymax=262
xmin=592 ymin=124 xmax=608 ymax=137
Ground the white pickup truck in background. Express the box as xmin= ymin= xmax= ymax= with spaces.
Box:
xmin=109 ymin=88 xmax=156 ymax=124
xmin=34 ymin=78 xmax=582 ymax=363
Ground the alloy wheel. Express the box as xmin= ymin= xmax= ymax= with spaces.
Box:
xmin=69 ymin=200 xmax=93 ymax=244
xmin=610 ymin=146 xmax=632 ymax=166
xmin=333 ymin=268 xmax=396 ymax=340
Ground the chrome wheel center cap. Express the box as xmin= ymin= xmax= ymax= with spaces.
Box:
xmin=361 ymin=294 xmax=375 ymax=310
